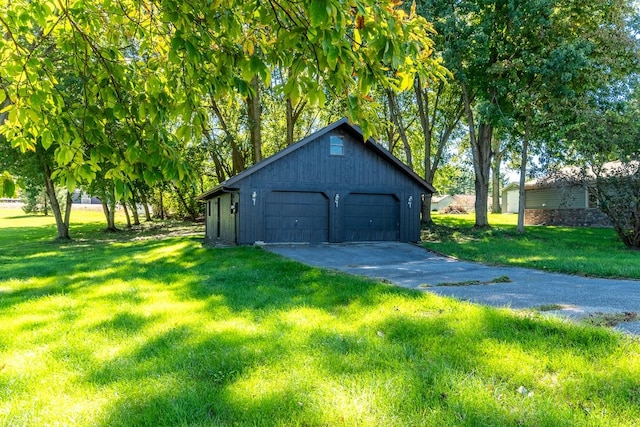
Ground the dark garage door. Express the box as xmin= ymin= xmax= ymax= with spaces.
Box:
xmin=265 ymin=191 xmax=329 ymax=243
xmin=344 ymin=193 xmax=399 ymax=241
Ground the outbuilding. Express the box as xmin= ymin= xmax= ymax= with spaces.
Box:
xmin=501 ymin=183 xmax=520 ymax=214
xmin=197 ymin=118 xmax=435 ymax=244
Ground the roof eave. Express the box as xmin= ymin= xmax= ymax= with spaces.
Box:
xmin=195 ymin=185 xmax=239 ymax=201
xmin=196 ymin=117 xmax=436 ymax=199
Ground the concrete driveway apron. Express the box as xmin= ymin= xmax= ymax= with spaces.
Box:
xmin=266 ymin=242 xmax=640 ymax=335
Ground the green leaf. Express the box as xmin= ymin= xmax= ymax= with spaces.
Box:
xmin=1 ymin=175 xmax=16 ymax=198
xmin=114 ymin=179 xmax=125 ymax=201
xmin=326 ymin=46 xmax=339 ymax=70
xmin=56 ymin=145 xmax=75 ymax=165
xmin=65 ymin=173 xmax=76 ymax=193
xmin=41 ymin=130 xmax=54 ymax=150
xmin=309 ymin=0 xmax=328 ymax=27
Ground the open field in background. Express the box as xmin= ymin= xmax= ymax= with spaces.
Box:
xmin=1 ymin=209 xmax=640 ymax=426
xmin=423 ymin=213 xmax=640 ymax=280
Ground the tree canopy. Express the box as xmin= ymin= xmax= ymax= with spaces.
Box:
xmin=0 ymin=0 xmax=446 ymax=237
xmin=2 ymin=0 xmax=639 ymax=247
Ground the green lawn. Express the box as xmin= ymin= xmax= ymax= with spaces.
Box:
xmin=423 ymin=213 xmax=640 ymax=279
xmin=2 ymin=209 xmax=640 ymax=426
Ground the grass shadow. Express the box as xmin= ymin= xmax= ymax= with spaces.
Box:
xmin=3 ymin=212 xmax=640 ymax=426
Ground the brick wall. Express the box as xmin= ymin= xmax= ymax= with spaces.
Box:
xmin=525 ymin=208 xmax=611 ymax=227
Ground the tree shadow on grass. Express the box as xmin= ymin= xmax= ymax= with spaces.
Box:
xmin=85 ymin=294 xmax=640 ymax=426
xmin=3 ymin=226 xmax=640 ymax=426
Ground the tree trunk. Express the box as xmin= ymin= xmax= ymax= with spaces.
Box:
xmin=63 ymin=190 xmax=72 ymax=232
xmin=285 ymin=97 xmax=307 ymax=146
xmin=517 ymin=118 xmax=530 ymax=233
xmin=415 ymin=79 xmax=433 ymax=226
xmin=421 ymin=193 xmax=433 ymax=225
xmin=247 ymin=75 xmax=262 ymax=164
xmin=415 ymin=79 xmax=465 ymax=225
xmin=108 ymin=201 xmax=117 ymax=231
xmin=101 ymin=198 xmax=118 ymax=232
xmin=286 ymin=98 xmax=295 ymax=147
xmin=101 ymin=201 xmax=116 ymax=231
xmin=40 ymin=152 xmax=70 ymax=240
xmin=173 ymin=184 xmax=197 ymax=221
xmin=387 ymin=90 xmax=413 ymax=169
xmin=129 ymin=190 xmax=140 ymax=225
xmin=139 ymin=190 xmax=153 ymax=222
xmin=210 ymin=99 xmax=245 ymax=174
xmin=473 ymin=123 xmax=493 ymax=227
xmin=158 ymin=187 xmax=165 ymax=220
xmin=122 ymin=202 xmax=132 ymax=228
xmin=492 ymin=152 xmax=503 ymax=214
xmin=142 ymin=200 xmax=152 ymax=222
xmin=462 ymin=82 xmax=492 ymax=228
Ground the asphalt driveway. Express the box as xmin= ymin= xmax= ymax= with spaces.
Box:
xmin=266 ymin=242 xmax=640 ymax=335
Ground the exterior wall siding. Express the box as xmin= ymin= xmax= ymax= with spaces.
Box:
xmin=201 ymin=122 xmax=430 ymax=245
xmin=523 ymin=184 xmax=610 ymax=227
xmin=204 ymin=193 xmax=237 ymax=243
xmin=243 ymin=132 xmax=412 ymax=190
xmin=231 ymin=131 xmax=425 ymax=244
xmin=525 ymin=186 xmax=586 ymax=209
xmin=502 ymin=190 xmax=519 ymax=213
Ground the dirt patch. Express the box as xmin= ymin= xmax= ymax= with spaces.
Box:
xmin=419 ymin=276 xmax=513 ymax=288
xmin=581 ymin=311 xmax=639 ymax=328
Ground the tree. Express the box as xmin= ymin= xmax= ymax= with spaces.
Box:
xmin=0 ymin=170 xmax=16 ymax=197
xmin=0 ymin=133 xmax=72 ymax=237
xmin=593 ymin=161 xmax=640 ymax=249
xmin=415 ymin=79 xmax=465 ymax=224
xmin=506 ymin=0 xmax=639 ymax=233
xmin=1 ymin=0 xmax=446 ymax=239
xmin=565 ymin=83 xmax=640 ymax=249
xmin=417 ymin=0 xmax=639 ymax=229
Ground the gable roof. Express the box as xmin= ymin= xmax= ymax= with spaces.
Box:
xmin=502 ymin=182 xmax=520 ymax=192
xmin=197 ymin=118 xmax=436 ymax=200
xmin=432 ymin=194 xmax=453 ymax=203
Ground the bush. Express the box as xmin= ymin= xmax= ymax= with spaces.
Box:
xmin=440 ymin=204 xmax=468 ymax=214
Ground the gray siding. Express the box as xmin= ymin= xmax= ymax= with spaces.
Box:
xmin=243 ymin=132 xmax=417 ymax=190
xmin=205 ymin=193 xmax=236 ymax=243
xmin=502 ymin=189 xmax=519 ymax=213
xmin=231 ymin=131 xmax=424 ymax=244
xmin=202 ymin=121 xmax=430 ymax=245
xmin=525 ymin=186 xmax=587 ymax=209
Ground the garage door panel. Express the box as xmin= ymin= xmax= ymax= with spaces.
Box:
xmin=344 ymin=193 xmax=399 ymax=241
xmin=265 ymin=217 xmax=281 ymax=229
xmin=265 ymin=191 xmax=329 ymax=243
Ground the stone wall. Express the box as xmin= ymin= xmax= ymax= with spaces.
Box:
xmin=525 ymin=208 xmax=611 ymax=227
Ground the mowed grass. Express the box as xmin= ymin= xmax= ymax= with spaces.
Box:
xmin=2 ymin=209 xmax=640 ymax=426
xmin=423 ymin=213 xmax=640 ymax=279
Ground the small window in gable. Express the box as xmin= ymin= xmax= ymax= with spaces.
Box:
xmin=330 ymin=135 xmax=344 ymax=156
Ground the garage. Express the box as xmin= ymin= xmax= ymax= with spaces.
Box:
xmin=344 ymin=193 xmax=399 ymax=241
xmin=265 ymin=191 xmax=329 ymax=243
xmin=198 ymin=118 xmax=435 ymax=245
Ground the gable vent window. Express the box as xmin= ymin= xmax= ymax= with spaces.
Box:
xmin=330 ymin=135 xmax=344 ymax=156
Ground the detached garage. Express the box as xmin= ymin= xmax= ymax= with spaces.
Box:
xmin=197 ymin=118 xmax=435 ymax=245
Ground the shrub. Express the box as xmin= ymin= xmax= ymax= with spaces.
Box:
xmin=441 ymin=204 xmax=468 ymax=214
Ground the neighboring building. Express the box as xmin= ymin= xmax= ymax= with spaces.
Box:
xmin=197 ymin=118 xmax=435 ymax=245
xmin=501 ymin=183 xmax=520 ymax=214
xmin=524 ymin=167 xmax=610 ymax=227
xmin=431 ymin=195 xmax=454 ymax=211
xmin=71 ymin=189 xmax=101 ymax=204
